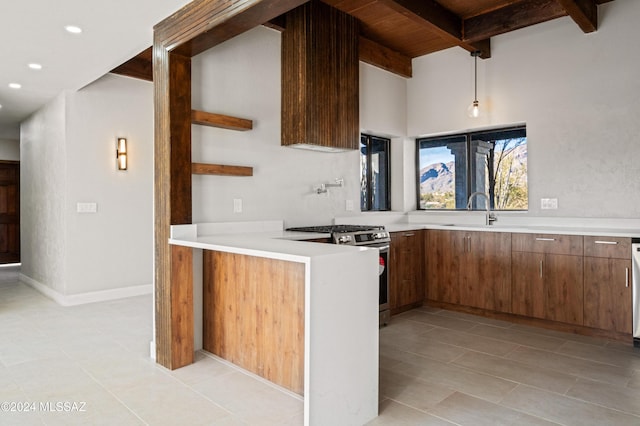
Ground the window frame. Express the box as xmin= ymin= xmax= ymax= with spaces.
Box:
xmin=415 ymin=125 xmax=527 ymax=211
xmin=361 ymin=133 xmax=391 ymax=212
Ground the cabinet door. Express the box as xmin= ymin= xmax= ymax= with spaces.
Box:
xmin=545 ymin=254 xmax=584 ymax=325
xmin=425 ymin=230 xmax=460 ymax=304
xmin=390 ymin=231 xmax=424 ymax=310
xmin=584 ymin=257 xmax=632 ymax=334
xmin=511 ymin=252 xmax=545 ymax=318
xmin=460 ymin=231 xmax=512 ymax=312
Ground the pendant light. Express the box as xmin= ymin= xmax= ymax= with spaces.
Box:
xmin=467 ymin=50 xmax=481 ymax=118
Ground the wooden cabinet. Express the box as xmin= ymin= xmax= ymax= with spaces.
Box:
xmin=460 ymin=231 xmax=512 ymax=312
xmin=424 ymin=228 xmax=635 ymax=339
xmin=426 ymin=229 xmax=460 ymax=305
xmin=583 ymin=237 xmax=632 ymax=334
xmin=426 ymin=229 xmax=511 ymax=313
xmin=511 ymin=252 xmax=545 ymax=318
xmin=511 ymin=233 xmax=584 ymax=325
xmin=390 ymin=230 xmax=425 ymax=312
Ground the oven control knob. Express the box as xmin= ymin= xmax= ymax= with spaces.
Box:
xmin=373 ymin=232 xmax=384 ymax=240
xmin=337 ymin=235 xmax=352 ymax=244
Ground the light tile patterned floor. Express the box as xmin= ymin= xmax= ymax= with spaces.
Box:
xmin=2 ymin=269 xmax=640 ymax=425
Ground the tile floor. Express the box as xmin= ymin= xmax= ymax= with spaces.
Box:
xmin=2 ymin=268 xmax=640 ymax=425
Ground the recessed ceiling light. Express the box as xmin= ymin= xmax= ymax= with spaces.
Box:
xmin=28 ymin=63 xmax=43 ymax=70
xmin=8 ymin=83 xmax=21 ymax=89
xmin=65 ymin=25 xmax=82 ymax=34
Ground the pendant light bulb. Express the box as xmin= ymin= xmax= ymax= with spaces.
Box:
xmin=468 ymin=50 xmax=481 ymax=118
xmin=468 ymin=100 xmax=480 ymax=118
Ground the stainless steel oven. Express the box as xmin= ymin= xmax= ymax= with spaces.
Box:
xmin=332 ymin=227 xmax=391 ymax=326
xmin=286 ymin=224 xmax=391 ymax=326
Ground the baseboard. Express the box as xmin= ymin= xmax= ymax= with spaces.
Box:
xmin=19 ymin=273 xmax=152 ymax=306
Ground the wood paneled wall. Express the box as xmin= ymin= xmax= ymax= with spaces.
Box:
xmin=203 ymin=250 xmax=305 ymax=395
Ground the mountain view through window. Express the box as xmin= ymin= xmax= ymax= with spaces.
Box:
xmin=417 ymin=127 xmax=527 ymax=211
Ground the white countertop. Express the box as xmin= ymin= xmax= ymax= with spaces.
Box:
xmin=387 ymin=223 xmax=640 ymax=238
xmin=169 ymin=227 xmax=369 ymax=263
xmin=170 ymin=221 xmax=640 ymax=258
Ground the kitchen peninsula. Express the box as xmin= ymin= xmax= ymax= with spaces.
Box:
xmin=169 ymin=222 xmax=379 ymax=426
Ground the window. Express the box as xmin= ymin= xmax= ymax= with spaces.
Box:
xmin=361 ymin=134 xmax=390 ymax=211
xmin=417 ymin=126 xmax=527 ymax=211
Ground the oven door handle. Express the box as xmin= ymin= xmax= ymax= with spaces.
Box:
xmin=372 ymin=244 xmax=390 ymax=252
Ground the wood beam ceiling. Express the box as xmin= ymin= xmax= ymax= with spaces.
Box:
xmin=111 ymin=47 xmax=153 ymax=82
xmin=115 ymin=0 xmax=614 ymax=84
xmin=378 ymin=0 xmax=491 ymax=58
xmin=463 ymin=0 xmax=567 ymax=43
xmin=463 ymin=0 xmax=601 ymax=43
xmin=556 ymin=0 xmax=598 ymax=32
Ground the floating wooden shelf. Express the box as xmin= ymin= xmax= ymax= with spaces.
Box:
xmin=192 ymin=163 xmax=253 ymax=176
xmin=191 ymin=110 xmax=253 ymax=131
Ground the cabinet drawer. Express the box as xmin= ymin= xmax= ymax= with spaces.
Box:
xmin=512 ymin=233 xmax=583 ymax=255
xmin=583 ymin=236 xmax=631 ymax=259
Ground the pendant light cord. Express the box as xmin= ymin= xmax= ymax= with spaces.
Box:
xmin=474 ymin=52 xmax=478 ymax=102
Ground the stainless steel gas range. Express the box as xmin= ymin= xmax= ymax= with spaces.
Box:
xmin=287 ymin=224 xmax=391 ymax=326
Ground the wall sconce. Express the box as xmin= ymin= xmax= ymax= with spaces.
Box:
xmin=116 ymin=137 xmax=128 ymax=170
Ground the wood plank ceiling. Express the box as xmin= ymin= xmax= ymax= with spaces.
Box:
xmin=113 ymin=0 xmax=614 ymax=79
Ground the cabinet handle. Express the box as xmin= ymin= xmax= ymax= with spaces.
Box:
xmin=535 ymin=237 xmax=555 ymax=242
xmin=626 ymin=267 xmax=630 ymax=288
xmin=404 ymin=233 xmax=415 ymax=237
xmin=467 ymin=236 xmax=471 ymax=253
xmin=594 ymin=240 xmax=618 ymax=245
xmin=539 ymin=260 xmax=543 ymax=278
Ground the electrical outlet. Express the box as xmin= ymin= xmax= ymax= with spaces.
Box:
xmin=77 ymin=202 xmax=97 ymax=213
xmin=233 ymin=198 xmax=243 ymax=213
xmin=345 ymin=199 xmax=354 ymax=211
xmin=540 ymin=198 xmax=558 ymax=210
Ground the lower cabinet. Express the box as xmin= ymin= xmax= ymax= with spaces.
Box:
xmin=424 ymin=230 xmax=634 ymax=338
xmin=425 ymin=229 xmax=511 ymax=313
xmin=512 ymin=252 xmax=584 ymax=325
xmin=511 ymin=252 xmax=545 ymax=319
xmin=459 ymin=231 xmax=511 ymax=312
xmin=511 ymin=234 xmax=584 ymax=325
xmin=583 ymin=236 xmax=633 ymax=334
xmin=389 ymin=230 xmax=424 ymax=312
xmin=425 ymin=230 xmax=460 ymax=305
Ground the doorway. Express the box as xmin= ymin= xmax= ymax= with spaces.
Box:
xmin=0 ymin=161 xmax=20 ymax=264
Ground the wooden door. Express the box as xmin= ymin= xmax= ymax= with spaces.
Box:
xmin=584 ymin=257 xmax=632 ymax=333
xmin=511 ymin=252 xmax=545 ymax=318
xmin=425 ymin=230 xmax=461 ymax=304
xmin=460 ymin=231 xmax=511 ymax=312
xmin=0 ymin=162 xmax=19 ymax=264
xmin=544 ymin=254 xmax=584 ymax=325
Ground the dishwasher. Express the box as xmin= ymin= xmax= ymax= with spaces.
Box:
xmin=633 ymin=241 xmax=640 ymax=347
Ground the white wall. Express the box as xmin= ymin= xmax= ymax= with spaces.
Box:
xmin=65 ymin=74 xmax=154 ymax=295
xmin=191 ymin=26 xmax=408 ymax=226
xmin=407 ymin=0 xmax=640 ymax=218
xmin=0 ymin=139 xmax=20 ymax=161
xmin=359 ymin=63 xmax=415 ymax=213
xmin=21 ymin=94 xmax=67 ymax=292
xmin=20 ymin=74 xmax=153 ymax=298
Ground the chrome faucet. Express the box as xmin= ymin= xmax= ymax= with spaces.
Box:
xmin=466 ymin=192 xmax=497 ymax=225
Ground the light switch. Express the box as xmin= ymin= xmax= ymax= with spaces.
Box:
xmin=345 ymin=199 xmax=354 ymax=211
xmin=233 ymin=198 xmax=243 ymax=213
xmin=77 ymin=202 xmax=97 ymax=213
xmin=540 ymin=198 xmax=558 ymax=210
